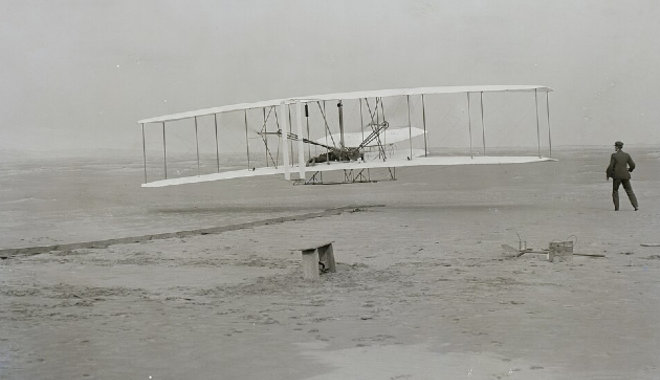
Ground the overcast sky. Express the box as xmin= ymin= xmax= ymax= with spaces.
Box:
xmin=2 ymin=0 xmax=659 ymax=156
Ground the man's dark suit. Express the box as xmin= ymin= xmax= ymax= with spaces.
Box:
xmin=606 ymin=150 xmax=638 ymax=211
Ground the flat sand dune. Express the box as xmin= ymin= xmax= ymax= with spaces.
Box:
xmin=1 ymin=147 xmax=660 ymax=379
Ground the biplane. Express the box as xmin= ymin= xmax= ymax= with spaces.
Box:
xmin=138 ymin=85 xmax=555 ymax=187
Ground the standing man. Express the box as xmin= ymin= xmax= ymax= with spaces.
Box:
xmin=606 ymin=141 xmax=639 ymax=211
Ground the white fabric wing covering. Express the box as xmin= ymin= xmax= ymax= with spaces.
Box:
xmin=138 ymin=85 xmax=552 ymax=124
xmin=316 ymin=127 xmax=426 ymax=147
xmin=142 ymin=156 xmax=556 ymax=188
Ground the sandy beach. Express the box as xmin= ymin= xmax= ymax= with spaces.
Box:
xmin=1 ymin=147 xmax=660 ymax=379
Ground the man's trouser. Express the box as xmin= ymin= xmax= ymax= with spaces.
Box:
xmin=613 ymin=178 xmax=639 ymax=210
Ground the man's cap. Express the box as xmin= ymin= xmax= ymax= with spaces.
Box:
xmin=614 ymin=141 xmax=624 ymax=147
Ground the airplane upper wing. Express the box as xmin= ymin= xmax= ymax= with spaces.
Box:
xmin=138 ymin=85 xmax=552 ymax=124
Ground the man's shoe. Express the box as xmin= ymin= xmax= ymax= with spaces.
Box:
xmin=635 ymin=207 xmax=639 ymax=211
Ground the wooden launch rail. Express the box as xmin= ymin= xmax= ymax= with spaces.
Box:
xmin=0 ymin=205 xmax=383 ymax=259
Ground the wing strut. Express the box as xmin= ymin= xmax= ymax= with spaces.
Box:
xmin=480 ymin=92 xmax=486 ymax=156
xmin=380 ymin=98 xmax=397 ymax=179
xmin=214 ymin=114 xmax=220 ymax=172
xmin=305 ymin=104 xmax=311 ymax=160
xmin=323 ymin=101 xmax=329 ymax=163
xmin=546 ymin=91 xmax=552 ymax=157
xmin=244 ymin=110 xmax=251 ymax=169
xmin=359 ymin=98 xmax=365 ymax=144
xmin=280 ymin=102 xmax=290 ymax=180
xmin=407 ymin=95 xmax=412 ymax=159
xmin=194 ymin=116 xmax=200 ymax=175
xmin=467 ymin=93 xmax=473 ymax=159
xmin=421 ymin=94 xmax=428 ymax=157
xmin=535 ymin=89 xmax=541 ymax=158
xmin=380 ymin=98 xmax=387 ymax=147
xmin=274 ymin=107 xmax=281 ymax=167
xmin=262 ymin=108 xmax=268 ymax=167
xmin=288 ymin=106 xmax=294 ymax=164
xmin=338 ymin=100 xmax=345 ymax=148
xmin=141 ymin=123 xmax=147 ymax=183
xmin=296 ymin=101 xmax=305 ymax=180
xmin=162 ymin=122 xmax=168 ymax=178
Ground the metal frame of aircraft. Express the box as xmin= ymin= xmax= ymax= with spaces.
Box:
xmin=138 ymin=85 xmax=555 ymax=188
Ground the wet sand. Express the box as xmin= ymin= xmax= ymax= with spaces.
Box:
xmin=2 ymin=148 xmax=660 ymax=379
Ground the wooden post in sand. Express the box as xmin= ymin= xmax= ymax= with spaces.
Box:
xmin=318 ymin=243 xmax=336 ymax=273
xmin=299 ymin=242 xmax=335 ymax=280
xmin=301 ymin=249 xmax=320 ymax=280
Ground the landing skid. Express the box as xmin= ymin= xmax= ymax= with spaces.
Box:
xmin=293 ymin=167 xmax=397 ymax=185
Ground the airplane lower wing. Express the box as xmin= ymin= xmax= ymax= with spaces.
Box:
xmin=141 ymin=156 xmax=556 ymax=188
